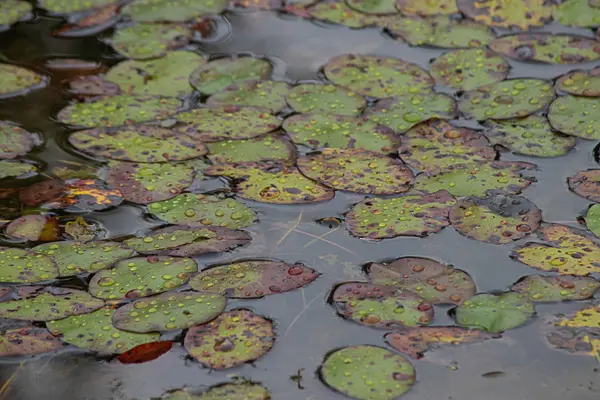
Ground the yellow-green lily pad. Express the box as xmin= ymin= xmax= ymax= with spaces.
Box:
xmin=511 ymin=274 xmax=600 ymax=302
xmin=39 ymin=0 xmax=118 ymax=14
xmin=189 ymin=57 xmax=272 ymax=95
xmin=456 ymin=0 xmax=553 ymax=29
xmin=0 ymin=247 xmax=58 ymax=284
xmin=548 ymin=95 xmax=600 ymax=139
xmin=0 ymin=0 xmax=32 ymax=27
xmin=490 ymin=34 xmax=600 ymax=64
xmin=0 ymin=63 xmax=47 ymax=99
xmin=122 ymin=0 xmax=229 ymax=22
xmin=307 ymin=1 xmax=377 ymax=28
xmin=556 ymin=67 xmax=600 ymax=97
xmin=455 ymin=292 xmax=535 ymax=333
xmin=554 ymin=0 xmax=600 ymax=27
xmin=396 ymin=0 xmax=458 ymax=15
xmin=346 ymin=0 xmax=397 ymax=14
xmin=0 ymin=160 xmax=38 ymax=180
xmin=110 ymin=24 xmax=192 ymax=60
xmin=207 ymin=80 xmax=290 ymax=113
xmin=286 ymin=83 xmax=366 ymax=116
xmin=206 ymin=133 xmax=294 ymax=164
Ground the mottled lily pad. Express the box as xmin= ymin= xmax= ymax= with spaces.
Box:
xmin=163 ymin=383 xmax=270 ymax=400
xmin=366 ymin=257 xmax=476 ymax=305
xmin=568 ymin=170 xmax=600 ymax=202
xmin=66 ymin=75 xmax=121 ymax=99
xmin=189 ymin=57 xmax=272 ymax=95
xmin=206 ymin=134 xmax=294 ymax=164
xmin=456 ymin=0 xmax=553 ymax=29
xmin=511 ymin=274 xmax=600 ymax=302
xmin=184 ymin=309 xmax=275 ymax=369
xmin=47 ymin=307 xmax=160 ymax=354
xmin=449 ymin=194 xmax=542 ymax=244
xmin=190 ymin=260 xmax=319 ymax=298
xmin=122 ymin=0 xmax=229 ymax=22
xmin=430 ymin=48 xmax=510 ymax=91
xmin=112 ymin=292 xmax=226 ymax=333
xmin=39 ymin=0 xmax=118 ymax=14
xmin=297 ymin=148 xmax=413 ymax=194
xmin=286 ymin=83 xmax=365 ymax=116
xmin=331 ymin=282 xmax=434 ymax=328
xmin=554 ymin=0 xmax=600 ymax=27
xmin=6 ymin=215 xmax=59 ymax=241
xmin=320 ymin=345 xmax=415 ymax=400
xmin=0 ymin=247 xmax=58 ymax=283
xmin=307 ymin=2 xmax=377 ymax=28
xmin=148 ymin=193 xmax=257 ymax=229
xmin=556 ymin=67 xmax=600 ymax=97
xmin=458 ymin=79 xmax=555 ymax=120
xmin=0 ymin=160 xmax=38 ymax=180
xmin=0 ymin=122 xmax=38 ymax=159
xmin=0 ymin=0 xmax=32 ymax=27
xmin=586 ymin=204 xmax=600 ymax=237
xmin=396 ymin=0 xmax=459 ymax=16
xmin=88 ymin=256 xmax=198 ymax=300
xmin=110 ymin=24 xmax=192 ymax=60
xmin=548 ymin=96 xmax=600 ymax=139
xmin=546 ymin=304 xmax=600 ymax=361
xmin=207 ymin=80 xmax=290 ymax=113
xmin=490 ymin=34 xmax=600 ymax=64
xmin=323 ymin=54 xmax=434 ymax=99
xmin=0 ymin=287 xmax=104 ymax=321
xmin=345 ymin=0 xmax=397 ymax=14
xmin=455 ymin=293 xmax=535 ymax=333
xmin=0 ymin=63 xmax=47 ymax=99
xmin=346 ymin=191 xmax=456 ymax=239
xmin=0 ymin=325 xmax=65 ymax=357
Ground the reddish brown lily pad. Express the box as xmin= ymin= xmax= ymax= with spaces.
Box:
xmin=0 ymin=325 xmax=65 ymax=357
xmin=511 ymin=274 xmax=600 ymax=302
xmin=568 ymin=170 xmax=600 ymax=202
xmin=5 ymin=215 xmax=60 ymax=242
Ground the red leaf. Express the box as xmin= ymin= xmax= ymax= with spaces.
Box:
xmin=117 ymin=341 xmax=173 ymax=364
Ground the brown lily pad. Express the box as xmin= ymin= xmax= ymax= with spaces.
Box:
xmin=511 ymin=274 xmax=600 ymax=302
xmin=568 ymin=170 xmax=600 ymax=202
xmin=0 ymin=325 xmax=65 ymax=357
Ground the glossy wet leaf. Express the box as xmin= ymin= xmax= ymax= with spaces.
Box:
xmin=0 ymin=0 xmax=32 ymax=27
xmin=190 ymin=260 xmax=319 ymax=298
xmin=586 ymin=204 xmax=600 ymax=238
xmin=367 ymin=257 xmax=476 ymax=305
xmin=568 ymin=169 xmax=600 ymax=202
xmin=189 ymin=57 xmax=272 ymax=95
xmin=47 ymin=307 xmax=159 ymax=354
xmin=548 ymin=96 xmax=600 ymax=139
xmin=455 ymin=292 xmax=535 ymax=333
xmin=0 ymin=247 xmax=58 ymax=284
xmin=207 ymin=80 xmax=290 ymax=113
xmin=307 ymin=2 xmax=377 ymax=28
xmin=117 ymin=341 xmax=173 ymax=364
xmin=323 ymin=54 xmax=434 ymax=99
xmin=345 ymin=0 xmax=397 ymax=14
xmin=110 ymin=24 xmax=192 ymax=60
xmin=511 ymin=274 xmax=600 ymax=302
xmin=449 ymin=194 xmax=541 ymax=245
xmin=0 ymin=325 xmax=65 ymax=357
xmin=458 ymin=79 xmax=555 ymax=120
xmin=112 ymin=292 xmax=226 ymax=333
xmin=0 ymin=63 xmax=46 ymax=99
xmin=122 ymin=0 xmax=229 ymax=22
xmin=297 ymin=148 xmax=413 ymax=194
xmin=0 ymin=122 xmax=38 ymax=159
xmin=206 ymin=134 xmax=294 ymax=164
xmin=184 ymin=309 xmax=275 ymax=369
xmin=546 ymin=304 xmax=600 ymax=361
xmin=554 ymin=0 xmax=600 ymax=27
xmin=456 ymin=0 xmax=553 ymax=29
xmin=396 ymin=0 xmax=458 ymax=16
xmin=6 ymin=215 xmax=59 ymax=241
xmin=320 ymin=345 xmax=415 ymax=400
xmin=39 ymin=0 xmax=118 ymax=14
xmin=0 ymin=160 xmax=38 ymax=180
xmin=88 ymin=256 xmax=198 ymax=300
xmin=286 ymin=83 xmax=365 ymax=116
xmin=148 ymin=193 xmax=257 ymax=229
xmin=556 ymin=67 xmax=600 ymax=97
xmin=162 ymin=383 xmax=270 ymax=400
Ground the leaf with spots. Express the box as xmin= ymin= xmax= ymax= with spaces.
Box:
xmin=6 ymin=215 xmax=59 ymax=242
xmin=66 ymin=75 xmax=121 ymax=99
xmin=0 ymin=325 xmax=65 ymax=357
xmin=586 ymin=204 xmax=600 ymax=238
xmin=554 ymin=0 xmax=600 ymax=27
xmin=0 ymin=247 xmax=58 ymax=284
xmin=456 ymin=0 xmax=553 ymax=29
xmin=548 ymin=96 xmax=600 ymax=139
xmin=568 ymin=170 xmax=600 ymax=202
xmin=556 ymin=67 xmax=600 ymax=97
xmin=189 ymin=57 xmax=272 ymax=95
xmin=207 ymin=80 xmax=290 ymax=113
xmin=511 ymin=274 xmax=600 ymax=302
xmin=396 ymin=0 xmax=458 ymax=16
xmin=205 ymin=133 xmax=295 ymax=164
xmin=286 ymin=83 xmax=366 ymax=116
xmin=0 ymin=64 xmax=47 ymax=99
xmin=0 ymin=122 xmax=39 ymax=159
xmin=455 ymin=292 xmax=535 ymax=333
xmin=307 ymin=1 xmax=377 ymax=29
xmin=0 ymin=0 xmax=32 ymax=27
xmin=109 ymin=24 xmax=192 ymax=60
xmin=122 ymin=0 xmax=229 ymax=22
xmin=546 ymin=304 xmax=600 ymax=361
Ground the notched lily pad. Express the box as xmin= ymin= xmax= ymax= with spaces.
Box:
xmin=207 ymin=80 xmax=290 ymax=113
xmin=0 ymin=325 xmax=65 ymax=357
xmin=554 ymin=0 xmax=600 ymax=27
xmin=109 ymin=24 xmax=192 ymax=60
xmin=5 ymin=215 xmax=59 ymax=242
xmin=122 ymin=0 xmax=229 ymax=22
xmin=456 ymin=0 xmax=553 ymax=29
xmin=206 ymin=133 xmax=294 ymax=164
xmin=307 ymin=2 xmax=377 ymax=29
xmin=0 ymin=0 xmax=32 ymax=27
xmin=0 ymin=247 xmax=58 ymax=283
xmin=556 ymin=67 xmax=600 ymax=97
xmin=455 ymin=292 xmax=535 ymax=333
xmin=396 ymin=0 xmax=459 ymax=16
xmin=0 ymin=122 xmax=39 ymax=159
xmin=511 ymin=274 xmax=600 ymax=302
xmin=568 ymin=169 xmax=600 ymax=201
xmin=189 ymin=57 xmax=272 ymax=95
xmin=0 ymin=63 xmax=47 ymax=99
xmin=548 ymin=96 xmax=600 ymax=139
xmin=286 ymin=83 xmax=366 ymax=116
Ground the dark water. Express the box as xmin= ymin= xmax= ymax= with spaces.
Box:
xmin=0 ymin=8 xmax=599 ymax=400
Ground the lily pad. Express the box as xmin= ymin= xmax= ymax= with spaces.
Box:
xmin=0 ymin=287 xmax=104 ymax=321
xmin=0 ymin=160 xmax=38 ymax=180
xmin=104 ymin=51 xmax=207 ymax=97
xmin=110 ymin=24 xmax=192 ymax=60
xmin=0 ymin=325 xmax=65 ymax=357
xmin=47 ymin=307 xmax=160 ymax=354
xmin=586 ymin=204 xmax=600 ymax=237
xmin=396 ymin=0 xmax=459 ymax=16
xmin=189 ymin=57 xmax=272 ymax=95
xmin=148 ymin=193 xmax=257 ymax=229
xmin=511 ymin=274 xmax=600 ymax=302
xmin=430 ymin=48 xmax=510 ymax=91
xmin=346 ymin=191 xmax=456 ymax=239
xmin=456 ymin=0 xmax=553 ymax=29
xmin=184 ymin=309 xmax=275 ymax=369
xmin=331 ymin=282 xmax=434 ymax=328
xmin=66 ymin=75 xmax=121 ymax=99
xmin=458 ymin=79 xmax=555 ymax=120
xmin=345 ymin=0 xmax=397 ymax=14
xmin=297 ymin=148 xmax=413 ymax=194
xmin=205 ymin=161 xmax=335 ymax=204
xmin=0 ymin=63 xmax=47 ymax=99
xmin=69 ymin=125 xmax=207 ymax=163
xmin=286 ymin=83 xmax=365 ymax=116
xmin=205 ymin=134 xmax=294 ymax=164
xmin=319 ymin=345 xmax=415 ymax=400
xmin=207 ymin=80 xmax=290 ymax=113
xmin=105 ymin=161 xmax=195 ymax=205
xmin=307 ymin=2 xmax=377 ymax=29
xmin=568 ymin=169 xmax=600 ymax=202
xmin=0 ymin=247 xmax=58 ymax=283
xmin=163 ymin=383 xmax=271 ymax=400
xmin=455 ymin=292 xmax=535 ymax=333
xmin=6 ymin=215 xmax=59 ymax=241
xmin=39 ymin=0 xmax=118 ymax=14
xmin=0 ymin=122 xmax=38 ymax=159
xmin=122 ymin=0 xmax=229 ymax=22
xmin=364 ymin=93 xmax=457 ymax=133
xmin=33 ymin=241 xmax=135 ymax=277
xmin=189 ymin=260 xmax=319 ymax=298
xmin=0 ymin=0 xmax=32 ymax=27
xmin=88 ymin=256 xmax=198 ymax=300
xmin=548 ymin=96 xmax=600 ymax=139
xmin=112 ymin=291 xmax=226 ymax=333
xmin=489 ymin=34 xmax=600 ymax=64
xmin=546 ymin=304 xmax=600 ymax=361
xmin=556 ymin=67 xmax=600 ymax=97
xmin=449 ymin=194 xmax=542 ymax=244
xmin=366 ymin=257 xmax=476 ymax=305
xmin=554 ymin=0 xmax=600 ymax=27
xmin=323 ymin=54 xmax=434 ymax=99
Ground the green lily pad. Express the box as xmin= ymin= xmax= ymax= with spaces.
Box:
xmin=484 ymin=115 xmax=576 ymax=157
xmin=0 ymin=0 xmax=32 ymax=27
xmin=568 ymin=169 xmax=600 ymax=202
xmin=511 ymin=274 xmax=600 ymax=302
xmin=184 ymin=309 xmax=275 ymax=369
xmin=399 ymin=119 xmax=497 ymax=173
xmin=5 ymin=215 xmax=59 ymax=241
xmin=207 ymin=80 xmax=290 ymax=113
xmin=323 ymin=54 xmax=434 ymax=99
xmin=554 ymin=0 xmax=600 ymax=27
xmin=320 ymin=345 xmax=415 ymax=400
xmin=148 ymin=193 xmax=257 ymax=229
xmin=489 ymin=34 xmax=600 ymax=64
xmin=162 ymin=383 xmax=270 ymax=400
xmin=105 ymin=161 xmax=195 ymax=205
xmin=33 ymin=241 xmax=135 ymax=277
xmin=297 ymin=148 xmax=414 ymax=194
xmin=587 ymin=202 xmax=600 ymax=237
xmin=110 ymin=24 xmax=192 ymax=60
xmin=69 ymin=125 xmax=207 ymax=163
xmin=282 ymin=113 xmax=398 ymax=153
xmin=205 ymin=161 xmax=335 ymax=204
xmin=112 ymin=291 xmax=226 ymax=333
xmin=345 ymin=0 xmax=397 ymax=14
xmin=104 ymin=51 xmax=206 ymax=98
xmin=57 ymin=95 xmax=182 ymax=128
xmin=122 ymin=0 xmax=229 ymax=22
xmin=0 ymin=325 xmax=65 ymax=357
xmin=0 ymin=160 xmax=38 ymax=180
xmin=450 ymin=194 xmax=542 ymax=244
xmin=430 ymin=48 xmax=510 ymax=91
xmin=189 ymin=57 xmax=272 ymax=95
xmin=0 ymin=247 xmax=58 ymax=284
xmin=396 ymin=0 xmax=459 ymax=15
xmin=286 ymin=83 xmax=365 ymax=116
xmin=47 ymin=307 xmax=160 ymax=354
xmin=172 ymin=106 xmax=281 ymax=141
xmin=0 ymin=287 xmax=104 ymax=321
xmin=548 ymin=96 xmax=600 ymax=139
xmin=205 ymin=133 xmax=294 ymax=164
xmin=556 ymin=67 xmax=600 ymax=97
xmin=364 ymin=93 xmax=456 ymax=133
xmin=458 ymin=79 xmax=555 ymax=120
xmin=0 ymin=63 xmax=47 ymax=99
xmin=345 ymin=190 xmax=456 ymax=239
xmin=39 ymin=0 xmax=118 ymax=14
xmin=366 ymin=257 xmax=476 ymax=305
xmin=307 ymin=2 xmax=377 ymax=29
xmin=455 ymin=292 xmax=535 ymax=333
xmin=88 ymin=256 xmax=198 ymax=300
xmin=189 ymin=260 xmax=319 ymax=298
xmin=0 ymin=122 xmax=38 ymax=159
xmin=456 ymin=0 xmax=552 ymax=29
xmin=414 ymin=161 xmax=536 ymax=197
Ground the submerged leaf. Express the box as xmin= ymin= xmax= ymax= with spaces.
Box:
xmin=456 ymin=0 xmax=552 ymax=29
xmin=490 ymin=34 xmax=600 ymax=64
xmin=511 ymin=274 xmax=600 ymax=302
xmin=455 ymin=292 xmax=535 ymax=333
xmin=189 ymin=57 xmax=272 ymax=95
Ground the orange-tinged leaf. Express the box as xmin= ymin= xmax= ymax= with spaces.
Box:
xmin=117 ymin=341 xmax=173 ymax=364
